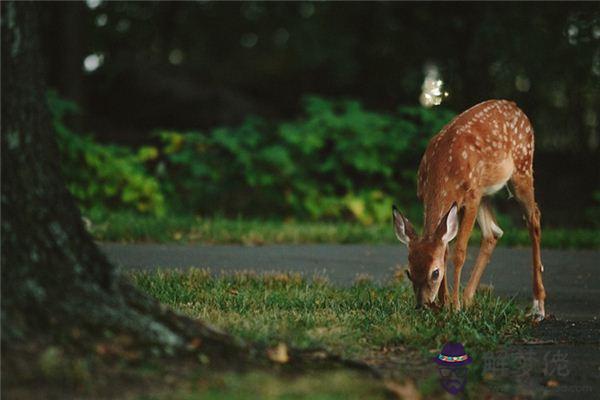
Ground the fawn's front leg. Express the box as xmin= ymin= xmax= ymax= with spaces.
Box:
xmin=451 ymin=196 xmax=480 ymax=311
xmin=437 ymin=247 xmax=450 ymax=308
xmin=464 ymin=200 xmax=502 ymax=307
xmin=438 ymin=272 xmax=449 ymax=307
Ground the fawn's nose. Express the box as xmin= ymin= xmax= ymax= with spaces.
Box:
xmin=415 ymin=303 xmax=423 ymax=310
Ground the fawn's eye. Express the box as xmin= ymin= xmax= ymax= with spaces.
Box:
xmin=431 ymin=268 xmax=440 ymax=280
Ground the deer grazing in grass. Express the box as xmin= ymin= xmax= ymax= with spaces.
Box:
xmin=393 ymin=99 xmax=546 ymax=320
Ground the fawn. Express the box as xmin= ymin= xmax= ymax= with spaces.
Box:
xmin=392 ymin=99 xmax=546 ymax=320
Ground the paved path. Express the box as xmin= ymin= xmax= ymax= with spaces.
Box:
xmin=100 ymin=243 xmax=600 ymax=397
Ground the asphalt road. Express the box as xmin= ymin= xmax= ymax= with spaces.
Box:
xmin=100 ymin=243 xmax=600 ymax=397
xmin=101 ymin=243 xmax=599 ymax=320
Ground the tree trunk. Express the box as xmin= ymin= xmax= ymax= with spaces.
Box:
xmin=1 ymin=1 xmax=242 ymax=361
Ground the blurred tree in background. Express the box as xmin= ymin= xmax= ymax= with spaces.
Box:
xmin=39 ymin=1 xmax=600 ymax=227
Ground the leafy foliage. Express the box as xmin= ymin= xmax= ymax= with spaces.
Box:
xmin=48 ymin=91 xmax=165 ymax=217
xmin=154 ymin=96 xmax=455 ymax=223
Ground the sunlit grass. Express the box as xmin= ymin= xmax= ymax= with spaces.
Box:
xmin=91 ymin=212 xmax=600 ymax=249
xmin=128 ymin=269 xmax=533 ymax=398
xmin=89 ymin=213 xmax=388 ymax=244
xmin=130 ymin=269 xmax=531 ymax=358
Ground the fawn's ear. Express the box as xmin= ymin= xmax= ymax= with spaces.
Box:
xmin=392 ymin=205 xmax=416 ymax=246
xmin=436 ymin=203 xmax=459 ymax=244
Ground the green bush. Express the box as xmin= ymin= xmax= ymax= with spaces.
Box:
xmin=48 ymin=91 xmax=165 ymax=217
xmin=155 ymin=96 xmax=455 ymax=223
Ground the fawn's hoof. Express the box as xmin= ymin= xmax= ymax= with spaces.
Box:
xmin=463 ymin=293 xmax=475 ymax=309
xmin=528 ymin=299 xmax=545 ymax=321
xmin=452 ymin=301 xmax=462 ymax=312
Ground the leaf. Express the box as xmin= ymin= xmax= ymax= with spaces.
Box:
xmin=186 ymin=337 xmax=203 ymax=351
xmin=138 ymin=146 xmax=159 ymax=161
xmin=384 ymin=379 xmax=421 ymax=400
xmin=546 ymin=379 xmax=560 ymax=387
xmin=267 ymin=342 xmax=289 ymax=364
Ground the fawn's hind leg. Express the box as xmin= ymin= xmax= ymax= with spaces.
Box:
xmin=511 ymin=173 xmax=546 ymax=320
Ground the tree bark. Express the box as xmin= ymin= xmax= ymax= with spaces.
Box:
xmin=1 ymin=1 xmax=243 ymax=361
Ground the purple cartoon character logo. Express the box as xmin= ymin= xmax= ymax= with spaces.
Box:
xmin=434 ymin=342 xmax=472 ymax=395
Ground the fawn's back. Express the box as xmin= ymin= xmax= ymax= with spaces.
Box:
xmin=417 ymin=99 xmax=534 ymax=232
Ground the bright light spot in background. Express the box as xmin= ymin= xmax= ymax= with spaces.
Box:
xmin=116 ymin=19 xmax=131 ymax=33
xmin=419 ymin=64 xmax=447 ymax=107
xmin=592 ymin=50 xmax=600 ymax=77
xmin=241 ymin=3 xmax=264 ymax=21
xmin=95 ymin=14 xmax=108 ymax=27
xmin=299 ymin=3 xmax=315 ymax=18
xmin=169 ymin=49 xmax=184 ymax=65
xmin=83 ymin=53 xmax=104 ymax=73
xmin=85 ymin=0 xmax=102 ymax=10
xmin=567 ymin=24 xmax=579 ymax=45
xmin=515 ymin=75 xmax=531 ymax=92
xmin=593 ymin=26 xmax=600 ymax=39
xmin=241 ymin=33 xmax=258 ymax=48
xmin=273 ymin=28 xmax=289 ymax=47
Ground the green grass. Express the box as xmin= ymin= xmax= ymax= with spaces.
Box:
xmin=5 ymin=344 xmax=395 ymax=400
xmin=6 ymin=271 xmax=531 ymax=400
xmin=128 ymin=269 xmax=532 ymax=398
xmin=137 ymin=370 xmax=393 ymax=400
xmin=89 ymin=213 xmax=387 ymax=244
xmin=90 ymin=212 xmax=600 ymax=249
xmin=130 ymin=269 xmax=531 ymax=358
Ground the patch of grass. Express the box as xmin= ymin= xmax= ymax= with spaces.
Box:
xmin=128 ymin=270 xmax=533 ymax=398
xmin=6 ymin=271 xmax=531 ymax=399
xmin=6 ymin=343 xmax=393 ymax=400
xmin=138 ymin=370 xmax=392 ymax=400
xmin=130 ymin=269 xmax=531 ymax=359
xmin=88 ymin=213 xmax=386 ymax=244
xmin=90 ymin=212 xmax=600 ymax=249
